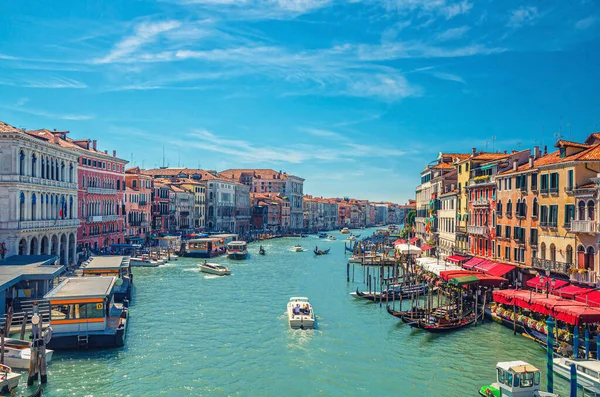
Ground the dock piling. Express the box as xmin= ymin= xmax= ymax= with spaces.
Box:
xmin=569 ymin=362 xmax=577 ymax=397
xmin=585 ymin=328 xmax=590 ymax=359
xmin=546 ymin=317 xmax=555 ymax=393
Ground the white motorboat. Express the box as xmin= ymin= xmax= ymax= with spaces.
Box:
xmin=227 ymin=241 xmax=248 ymax=260
xmin=198 ymin=261 xmax=231 ymax=276
xmin=347 ymin=235 xmax=357 ymax=242
xmin=340 ymin=227 xmax=350 ymax=234
xmin=0 ymin=338 xmax=54 ymax=370
xmin=553 ymin=357 xmax=600 ymax=391
xmin=479 ymin=361 xmax=559 ymax=397
xmin=292 ymin=244 xmax=304 ymax=252
xmin=129 ymin=257 xmax=159 ymax=267
xmin=0 ymin=364 xmax=21 ymax=393
xmin=287 ymin=297 xmax=315 ymax=329
xmin=327 ymin=235 xmax=337 ymax=241
xmin=348 ymin=255 xmax=362 ymax=263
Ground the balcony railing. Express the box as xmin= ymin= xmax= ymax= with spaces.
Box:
xmin=532 ymin=258 xmax=572 ymax=274
xmin=139 ymin=200 xmax=147 ymax=206
xmin=570 ymin=220 xmax=598 ymax=234
xmin=87 ymin=187 xmax=117 ymax=195
xmin=87 ymin=215 xmax=120 ymax=223
xmin=550 ymin=187 xmax=559 ymax=194
xmin=472 ymin=199 xmax=490 ymax=207
xmin=570 ymin=269 xmax=598 ymax=286
xmin=540 ymin=188 xmax=549 ymax=194
xmin=0 ymin=175 xmax=78 ymax=190
xmin=19 ymin=219 xmax=79 ymax=230
xmin=467 ymin=225 xmax=488 ymax=236
xmin=456 ymin=225 xmax=467 ymax=234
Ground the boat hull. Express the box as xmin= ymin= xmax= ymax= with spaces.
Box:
xmin=46 ymin=327 xmax=126 ymax=350
xmin=2 ymin=348 xmax=54 ymax=370
xmin=227 ymin=252 xmax=248 ymax=260
xmin=0 ymin=373 xmax=21 ymax=393
xmin=199 ymin=265 xmax=231 ymax=276
xmin=553 ymin=358 xmax=600 ymax=390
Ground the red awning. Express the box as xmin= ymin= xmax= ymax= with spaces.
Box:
xmin=463 ymin=257 xmax=485 ymax=270
xmin=439 ymin=270 xmax=480 ymax=281
xmin=393 ymin=239 xmax=406 ymax=245
xmin=575 ymin=291 xmax=600 ymax=307
xmin=473 ymin=274 xmax=507 ymax=287
xmin=553 ymin=305 xmax=600 ymax=326
xmin=446 ymin=255 xmax=469 ymax=264
xmin=554 ymin=285 xmax=595 ymax=300
xmin=410 ymin=237 xmax=419 ymax=244
xmin=420 ymin=244 xmax=434 ymax=251
xmin=473 ymin=260 xmax=496 ymax=273
xmin=526 ymin=275 xmax=569 ymax=290
xmin=486 ymin=263 xmax=516 ymax=277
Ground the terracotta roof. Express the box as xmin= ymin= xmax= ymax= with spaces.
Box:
xmin=499 ymin=151 xmax=561 ymax=175
xmin=578 ymin=182 xmax=595 ymax=189
xmin=142 ymin=168 xmax=186 ymax=177
xmin=572 ymin=145 xmax=600 ymax=161
xmin=585 ymin=133 xmax=600 ymax=145
xmin=0 ymin=121 xmax=21 ymax=133
xmin=472 ymin=153 xmax=510 ymax=161
xmin=433 ymin=162 xmax=453 ymax=169
xmin=554 ymin=140 xmax=590 ymax=149
xmin=443 ymin=153 xmax=471 ymax=160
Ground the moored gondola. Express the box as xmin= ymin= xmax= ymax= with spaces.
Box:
xmin=351 ymin=283 xmax=428 ymax=301
xmin=421 ymin=313 xmax=478 ymax=333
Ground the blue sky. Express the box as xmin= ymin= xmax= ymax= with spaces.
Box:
xmin=1 ymin=0 xmax=599 ymax=203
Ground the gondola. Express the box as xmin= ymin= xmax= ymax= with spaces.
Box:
xmin=421 ymin=313 xmax=478 ymax=333
xmin=352 ymin=284 xmax=428 ymax=302
xmin=345 ymin=245 xmax=354 ymax=252
xmin=313 ymin=247 xmax=331 ymax=255
xmin=258 ymin=246 xmax=266 ymax=255
xmin=386 ymin=305 xmax=427 ymax=320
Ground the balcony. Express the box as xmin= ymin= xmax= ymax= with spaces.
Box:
xmin=456 ymin=225 xmax=467 ymax=235
xmin=472 ymin=199 xmax=490 ymax=208
xmin=0 ymin=175 xmax=78 ymax=190
xmin=570 ymin=269 xmax=598 ymax=286
xmin=532 ymin=258 xmax=572 ymax=274
xmin=468 ymin=225 xmax=488 ymax=236
xmin=415 ymin=217 xmax=427 ymax=224
xmin=570 ymin=220 xmax=598 ymax=234
xmin=86 ymin=187 xmax=117 ymax=195
xmin=549 ymin=187 xmax=559 ymax=195
xmin=139 ymin=200 xmax=147 ymax=206
xmin=86 ymin=215 xmax=120 ymax=223
xmin=540 ymin=188 xmax=549 ymax=195
xmin=19 ymin=219 xmax=79 ymax=230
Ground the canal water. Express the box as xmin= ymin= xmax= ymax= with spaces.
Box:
xmin=15 ymin=228 xmax=572 ymax=396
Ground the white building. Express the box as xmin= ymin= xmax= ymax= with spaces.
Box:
xmin=438 ymin=189 xmax=457 ymax=259
xmin=0 ymin=121 xmax=79 ymax=264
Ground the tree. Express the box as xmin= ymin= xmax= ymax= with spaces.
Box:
xmin=405 ymin=210 xmax=416 ymax=227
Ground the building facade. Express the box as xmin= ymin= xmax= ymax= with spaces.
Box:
xmin=124 ymin=167 xmax=152 ymax=243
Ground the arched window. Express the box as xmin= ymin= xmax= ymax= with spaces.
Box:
xmin=578 ymin=245 xmax=586 ymax=269
xmin=497 ymin=200 xmax=502 ymax=215
xmin=533 ymin=198 xmax=539 ymax=217
xmin=82 ymin=175 xmax=86 ymax=188
xmin=69 ymin=197 xmax=73 ymax=219
xmin=61 ymin=161 xmax=65 ymax=182
xmin=540 ymin=242 xmax=546 ymax=260
xmin=45 ymin=157 xmax=50 ymax=179
xmin=19 ymin=150 xmax=25 ymax=175
xmin=587 ymin=200 xmax=595 ymax=221
xmin=521 ymin=199 xmax=527 ymax=218
xmin=507 ymin=200 xmax=512 ymax=215
xmin=69 ymin=163 xmax=73 ymax=183
xmin=579 ymin=200 xmax=586 ymax=220
xmin=50 ymin=159 xmax=54 ymax=180
xmin=550 ymin=243 xmax=556 ymax=263
xmin=31 ymin=193 xmax=36 ymax=220
xmin=31 ymin=154 xmax=37 ymax=177
xmin=586 ymin=246 xmax=595 ymax=271
xmin=566 ymin=245 xmax=573 ymax=265
xmin=19 ymin=192 xmax=25 ymax=220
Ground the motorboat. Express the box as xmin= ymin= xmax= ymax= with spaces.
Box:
xmin=227 ymin=241 xmax=248 ymax=260
xmin=340 ymin=227 xmax=350 ymax=234
xmin=198 ymin=261 xmax=231 ymax=276
xmin=318 ymin=232 xmax=328 ymax=238
xmin=327 ymin=235 xmax=337 ymax=241
xmin=129 ymin=256 xmax=159 ymax=267
xmin=292 ymin=244 xmax=304 ymax=252
xmin=0 ymin=364 xmax=21 ymax=392
xmin=0 ymin=338 xmax=54 ymax=370
xmin=553 ymin=357 xmax=600 ymax=391
xmin=347 ymin=235 xmax=357 ymax=242
xmin=287 ymin=297 xmax=315 ymax=329
xmin=479 ymin=361 xmax=559 ymax=397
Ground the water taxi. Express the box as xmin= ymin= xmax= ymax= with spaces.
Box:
xmin=184 ymin=238 xmax=221 ymax=258
xmin=287 ymin=297 xmax=315 ymax=329
xmin=292 ymin=244 xmax=304 ymax=252
xmin=553 ymin=357 xmax=600 ymax=391
xmin=226 ymin=241 xmax=248 ymax=260
xmin=80 ymin=256 xmax=132 ymax=302
xmin=0 ymin=338 xmax=54 ymax=370
xmin=129 ymin=256 xmax=159 ymax=267
xmin=0 ymin=364 xmax=21 ymax=392
xmin=479 ymin=361 xmax=559 ymax=397
xmin=340 ymin=227 xmax=350 ymax=234
xmin=198 ymin=262 xmax=231 ymax=276
xmin=44 ymin=276 xmax=128 ymax=350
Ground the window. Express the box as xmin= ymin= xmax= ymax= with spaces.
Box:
xmin=497 ymin=200 xmax=503 ymax=215
xmin=496 ymin=224 xmax=502 ymax=237
xmin=505 ymin=246 xmax=511 ymax=260
xmin=549 ymin=204 xmax=558 ymax=227
xmin=531 ymin=173 xmax=538 ymax=190
xmin=532 ymin=198 xmax=539 ymax=217
xmin=567 ymin=169 xmax=574 ymax=191
xmin=564 ymin=204 xmax=575 ymax=227
xmin=550 ymin=172 xmax=559 ymax=192
xmin=540 ymin=174 xmax=548 ymax=192
xmin=530 ymin=228 xmax=538 ymax=245
xmin=506 ymin=200 xmax=512 ymax=215
xmin=540 ymin=205 xmax=548 ymax=226
xmin=505 ymin=225 xmax=511 ymax=239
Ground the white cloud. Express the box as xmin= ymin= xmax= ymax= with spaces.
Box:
xmin=1 ymin=104 xmax=93 ymax=120
xmin=382 ymin=0 xmax=472 ymax=19
xmin=575 ymin=15 xmax=597 ymax=30
xmin=507 ymin=6 xmax=539 ymax=28
xmin=178 ymin=0 xmax=331 ymax=20
xmin=0 ymin=76 xmax=87 ymax=89
xmin=431 ymin=71 xmax=465 ymax=84
xmin=95 ymin=20 xmax=182 ymax=64
xmin=301 ymin=128 xmax=345 ymax=139
xmin=435 ymin=25 xmax=470 ymax=41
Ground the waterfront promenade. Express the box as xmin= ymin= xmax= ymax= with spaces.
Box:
xmin=11 ymin=228 xmax=572 ymax=396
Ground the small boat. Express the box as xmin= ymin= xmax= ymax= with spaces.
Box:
xmin=348 ymin=255 xmax=362 ymax=263
xmin=226 ymin=241 xmax=248 ymax=260
xmin=258 ymin=246 xmax=266 ymax=255
xmin=292 ymin=244 xmax=304 ymax=252
xmin=314 ymin=247 xmax=331 ymax=255
xmin=0 ymin=338 xmax=54 ymax=370
xmin=553 ymin=357 xmax=600 ymax=391
xmin=347 ymin=235 xmax=357 ymax=242
xmin=129 ymin=256 xmax=159 ymax=267
xmin=340 ymin=227 xmax=350 ymax=234
xmin=351 ymin=284 xmax=428 ymax=301
xmin=422 ymin=313 xmax=478 ymax=333
xmin=287 ymin=297 xmax=315 ymax=329
xmin=386 ymin=305 xmax=427 ymax=321
xmin=0 ymin=364 xmax=21 ymax=392
xmin=354 ymin=234 xmax=361 ymax=238
xmin=345 ymin=245 xmax=354 ymax=253
xmin=327 ymin=235 xmax=336 ymax=241
xmin=318 ymin=232 xmax=328 ymax=239
xmin=479 ymin=361 xmax=559 ymax=397
xmin=198 ymin=261 xmax=231 ymax=276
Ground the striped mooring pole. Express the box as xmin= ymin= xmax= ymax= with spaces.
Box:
xmin=570 ymin=362 xmax=577 ymax=397
xmin=546 ymin=316 xmax=555 ymax=393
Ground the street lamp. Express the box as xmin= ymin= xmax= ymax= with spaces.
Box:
xmin=541 ymin=266 xmax=556 ymax=298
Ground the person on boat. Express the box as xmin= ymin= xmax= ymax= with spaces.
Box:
xmin=293 ymin=304 xmax=301 ymax=315
xmin=302 ymin=304 xmax=309 ymax=314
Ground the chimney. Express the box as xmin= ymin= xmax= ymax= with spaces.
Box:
xmin=504 ymin=150 xmax=507 ymax=154
xmin=92 ymin=140 xmax=97 ymax=150
xmin=472 ymin=147 xmax=476 ymax=155
xmin=513 ymin=159 xmax=518 ymax=171
xmin=104 ymin=150 xmax=108 ymax=154
xmin=544 ymin=145 xmax=548 ymax=155
xmin=113 ymin=150 xmax=117 ymax=157
xmin=533 ymin=146 xmax=541 ymax=159
xmin=528 ymin=155 xmax=534 ymax=168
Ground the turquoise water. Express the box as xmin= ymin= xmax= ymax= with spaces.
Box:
xmin=13 ymin=228 xmax=572 ymax=396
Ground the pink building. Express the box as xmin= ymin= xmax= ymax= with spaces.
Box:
xmin=125 ymin=167 xmax=153 ymax=243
